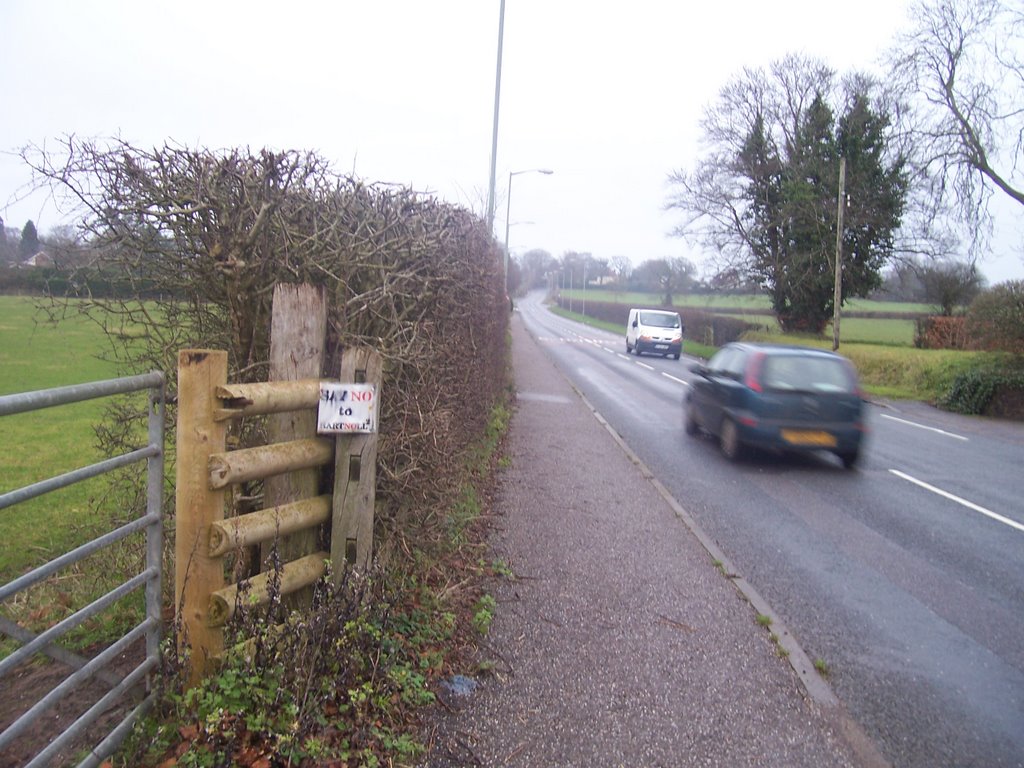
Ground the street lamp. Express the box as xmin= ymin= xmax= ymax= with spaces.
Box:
xmin=485 ymin=0 xmax=506 ymax=233
xmin=503 ymin=168 xmax=553 ymax=294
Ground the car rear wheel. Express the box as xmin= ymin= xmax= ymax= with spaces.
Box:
xmin=837 ymin=449 xmax=860 ymax=469
xmin=625 ymin=342 xmax=631 ymax=354
xmin=684 ymin=403 xmax=699 ymax=436
xmin=720 ymin=418 xmax=743 ymax=461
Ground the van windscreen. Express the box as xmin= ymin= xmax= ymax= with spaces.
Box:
xmin=639 ymin=312 xmax=680 ymax=328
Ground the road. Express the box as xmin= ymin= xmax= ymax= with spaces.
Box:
xmin=516 ymin=292 xmax=1024 ymax=768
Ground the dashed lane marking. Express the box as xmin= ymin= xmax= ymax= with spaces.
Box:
xmin=880 ymin=413 xmax=968 ymax=441
xmin=889 ymin=469 xmax=1024 ymax=534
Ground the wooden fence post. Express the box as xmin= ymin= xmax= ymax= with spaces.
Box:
xmin=263 ymin=284 xmax=327 ymax=590
xmin=331 ymin=348 xmax=383 ymax=573
xmin=175 ymin=350 xmax=228 ymax=684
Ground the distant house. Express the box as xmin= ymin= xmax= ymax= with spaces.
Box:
xmin=20 ymin=251 xmax=53 ymax=268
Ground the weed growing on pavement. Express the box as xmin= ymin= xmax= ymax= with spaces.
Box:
xmin=490 ymin=557 xmax=513 ymax=578
xmin=472 ymin=594 xmax=497 ymax=635
xmin=756 ymin=613 xmax=773 ymax=627
xmin=814 ymin=658 xmax=831 ymax=677
xmin=769 ymin=632 xmax=790 ymax=658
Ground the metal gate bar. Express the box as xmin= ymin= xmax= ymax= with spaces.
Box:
xmin=0 ymin=371 xmax=165 ymax=768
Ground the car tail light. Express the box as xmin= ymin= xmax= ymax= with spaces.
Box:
xmin=744 ymin=352 xmax=766 ymax=392
xmin=845 ymin=362 xmax=865 ymax=399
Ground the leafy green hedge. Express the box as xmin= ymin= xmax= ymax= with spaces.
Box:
xmin=938 ymin=369 xmax=1024 ymax=415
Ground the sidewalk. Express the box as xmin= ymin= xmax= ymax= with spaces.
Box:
xmin=421 ymin=311 xmax=887 ymax=767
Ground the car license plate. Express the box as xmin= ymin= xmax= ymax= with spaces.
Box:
xmin=781 ymin=429 xmax=837 ymax=447
xmin=654 ymin=344 xmax=668 ymax=350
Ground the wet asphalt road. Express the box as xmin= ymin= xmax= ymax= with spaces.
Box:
xmin=500 ymin=294 xmax=1024 ymax=768
xmin=420 ymin=305 xmax=887 ymax=767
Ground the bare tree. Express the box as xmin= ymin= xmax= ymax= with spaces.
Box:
xmin=610 ymin=255 xmax=632 ymax=287
xmin=918 ymin=258 xmax=985 ymax=314
xmin=515 ymin=247 xmax=555 ymax=292
xmin=889 ymin=0 xmax=1024 ymax=250
xmin=666 ymin=54 xmax=839 ymax=276
xmin=667 ymin=54 xmax=907 ymax=332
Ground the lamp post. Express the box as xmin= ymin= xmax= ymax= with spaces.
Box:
xmin=503 ymin=168 xmax=553 ymax=294
xmin=485 ymin=0 xmax=506 ymax=233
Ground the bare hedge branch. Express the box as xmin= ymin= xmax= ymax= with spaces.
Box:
xmin=24 ymin=137 xmax=509 ymax=548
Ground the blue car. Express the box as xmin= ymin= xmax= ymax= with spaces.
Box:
xmin=684 ymin=342 xmax=867 ymax=468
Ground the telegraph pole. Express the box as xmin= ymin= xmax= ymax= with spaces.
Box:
xmin=833 ymin=156 xmax=846 ymax=351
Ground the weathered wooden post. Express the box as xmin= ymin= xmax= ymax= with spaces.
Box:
xmin=175 ymin=350 xmax=228 ymax=684
xmin=330 ymin=347 xmax=383 ymax=573
xmin=263 ymin=284 xmax=327 ymax=604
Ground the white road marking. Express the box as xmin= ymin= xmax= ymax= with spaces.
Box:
xmin=636 ymin=362 xmax=655 ymax=371
xmin=889 ymin=469 xmax=1024 ymax=534
xmin=879 ymin=413 xmax=968 ymax=441
xmin=662 ymin=372 xmax=689 ymax=386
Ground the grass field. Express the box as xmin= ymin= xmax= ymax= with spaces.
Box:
xmin=0 ymin=298 xmax=127 ymax=573
xmin=1 ymin=295 xmax=150 ymax=653
xmin=567 ymin=289 xmax=935 ymax=316
xmin=559 ymin=289 xmax=926 ymax=346
xmin=550 ymin=291 xmax=1008 ymax=402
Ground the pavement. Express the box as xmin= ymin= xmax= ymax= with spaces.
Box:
xmin=420 ymin=310 xmax=890 ymax=768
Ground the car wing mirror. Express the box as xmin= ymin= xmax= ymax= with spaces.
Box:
xmin=689 ymin=363 xmax=708 ymax=376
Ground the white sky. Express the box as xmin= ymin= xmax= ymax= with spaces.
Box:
xmin=2 ymin=0 xmax=1022 ymax=284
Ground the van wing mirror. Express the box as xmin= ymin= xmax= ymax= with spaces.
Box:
xmin=689 ymin=362 xmax=709 ymax=376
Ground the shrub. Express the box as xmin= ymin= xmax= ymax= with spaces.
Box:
xmin=964 ymin=281 xmax=1024 ymax=354
xmin=914 ymin=315 xmax=968 ymax=349
xmin=938 ymin=368 xmax=1024 ymax=416
xmin=125 ymin=562 xmax=454 ymax=766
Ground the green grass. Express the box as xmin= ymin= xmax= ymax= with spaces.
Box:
xmin=829 ymin=317 xmax=916 ymax=346
xmin=561 ymin=289 xmax=935 ymax=316
xmin=717 ymin=313 xmax=917 ymax=346
xmin=549 ymin=293 xmax=1016 ymax=402
xmin=558 ymin=290 xmax=923 ymax=348
xmin=1 ymin=295 xmax=153 ymax=655
xmin=552 ymin=306 xmax=719 ymax=359
xmin=0 ymin=297 xmax=130 ymax=577
xmin=742 ymin=327 xmax=1008 ymax=401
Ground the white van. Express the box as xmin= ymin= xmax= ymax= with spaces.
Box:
xmin=626 ymin=308 xmax=684 ymax=359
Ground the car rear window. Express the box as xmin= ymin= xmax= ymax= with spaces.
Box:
xmin=760 ymin=355 xmax=856 ymax=393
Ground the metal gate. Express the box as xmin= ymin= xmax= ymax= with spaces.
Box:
xmin=0 ymin=372 xmax=165 ymax=767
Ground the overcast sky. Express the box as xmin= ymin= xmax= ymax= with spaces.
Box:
xmin=2 ymin=0 xmax=1021 ymax=284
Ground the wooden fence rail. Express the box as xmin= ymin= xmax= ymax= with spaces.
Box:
xmin=174 ymin=283 xmax=381 ymax=684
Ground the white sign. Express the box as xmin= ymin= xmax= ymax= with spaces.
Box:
xmin=317 ymin=383 xmax=377 ymax=434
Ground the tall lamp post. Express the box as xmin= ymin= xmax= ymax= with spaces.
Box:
xmin=485 ymin=0 xmax=506 ymax=233
xmin=503 ymin=168 xmax=553 ymax=294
